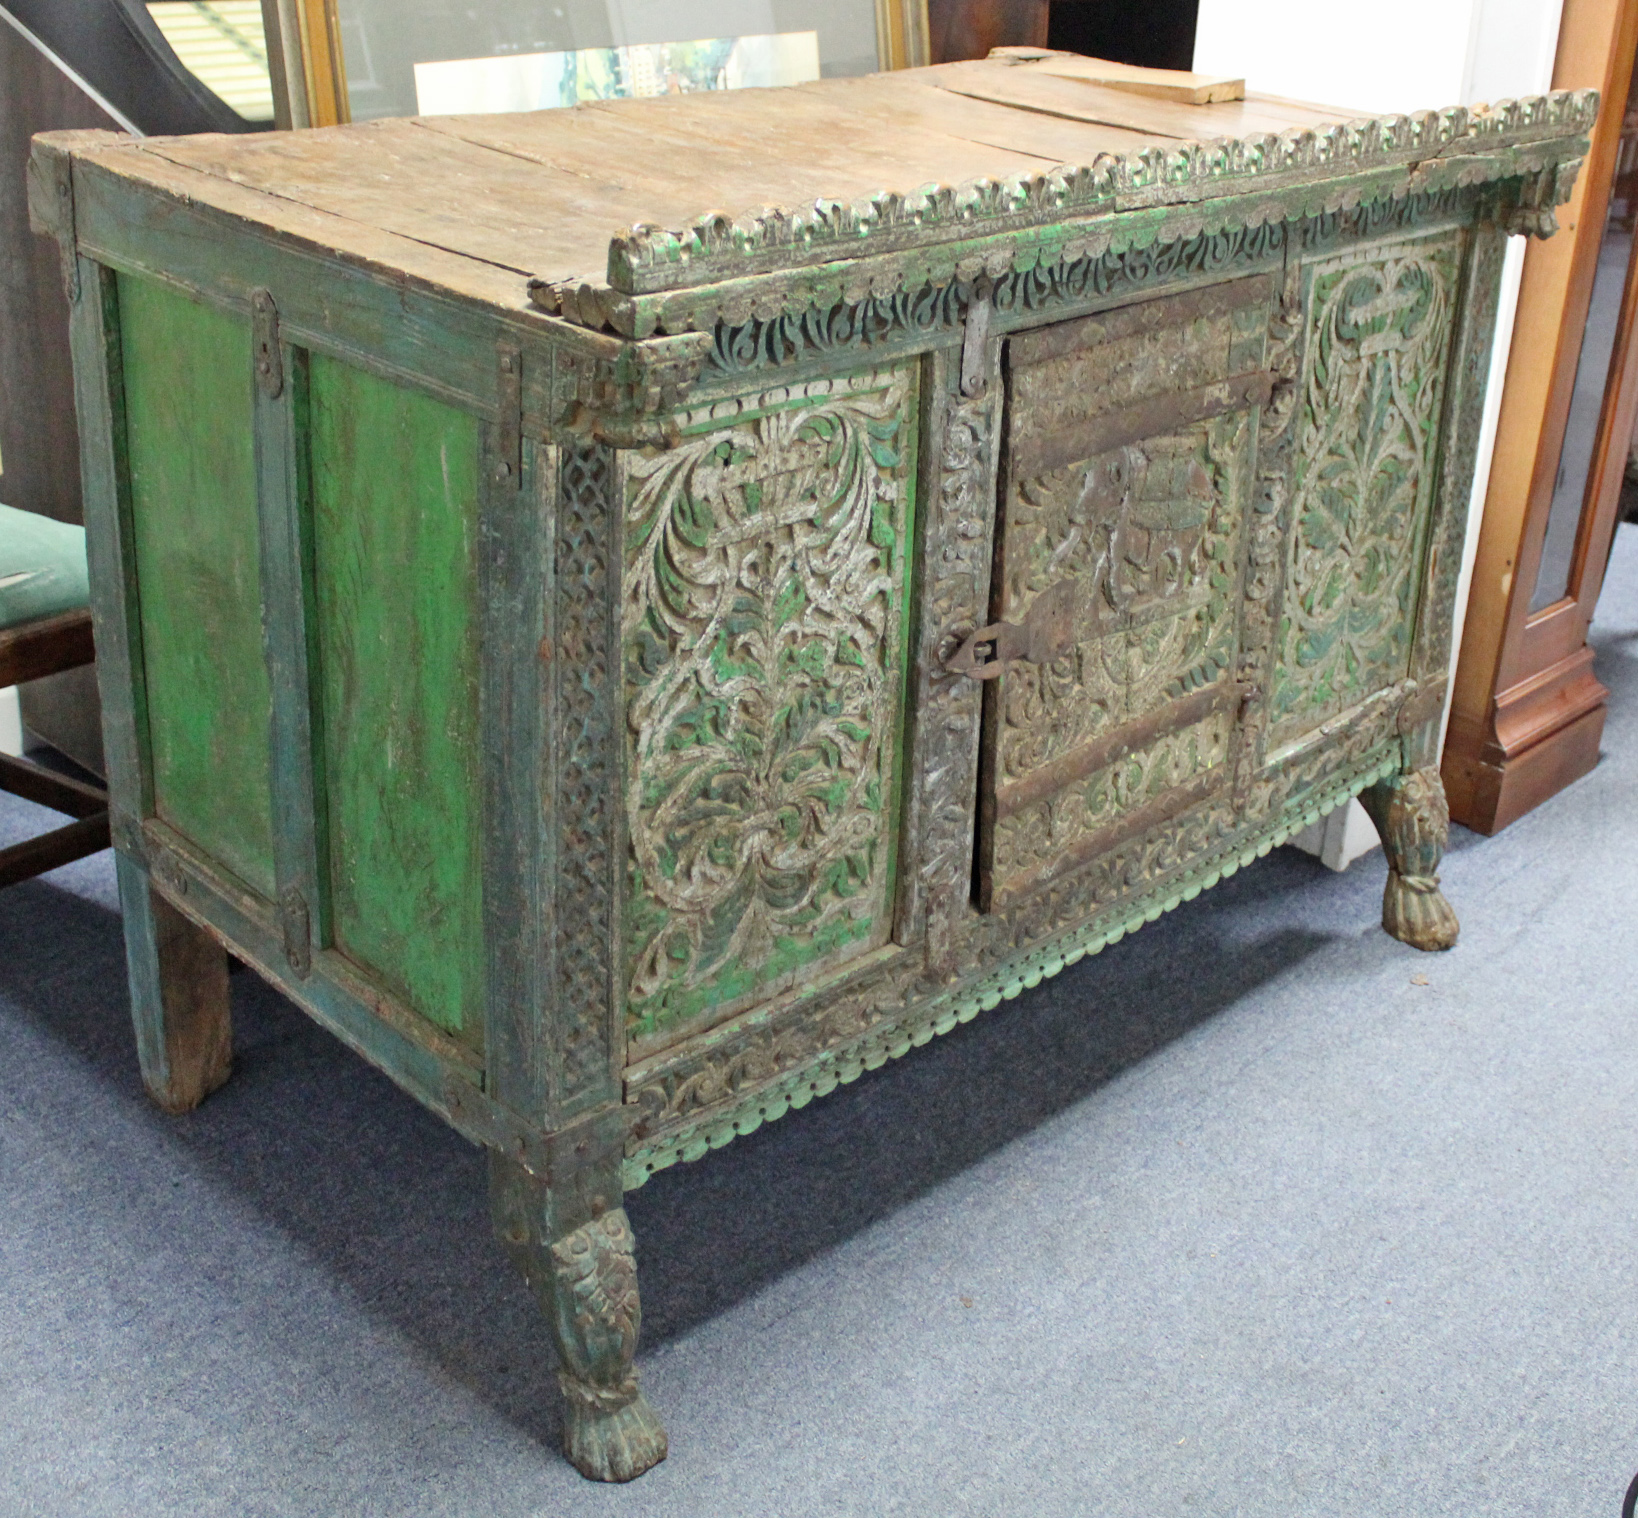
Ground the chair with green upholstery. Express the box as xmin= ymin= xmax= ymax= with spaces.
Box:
xmin=0 ymin=502 xmax=109 ymax=886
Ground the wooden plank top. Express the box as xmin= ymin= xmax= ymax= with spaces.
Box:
xmin=46 ymin=56 xmax=1597 ymax=315
xmin=61 ymin=60 xmax=1346 ymax=279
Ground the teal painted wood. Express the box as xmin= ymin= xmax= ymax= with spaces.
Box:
xmin=552 ymin=443 xmax=625 ymax=1118
xmin=251 ymin=293 xmax=326 ymax=982
xmin=113 ymin=850 xmax=232 ymax=1113
xmin=65 ymin=259 xmax=151 ymax=836
xmin=116 ymin=813 xmax=182 ymax=1096
xmin=478 ymin=347 xmax=555 ymax=1122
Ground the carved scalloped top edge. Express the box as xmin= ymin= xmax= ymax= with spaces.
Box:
xmin=578 ymin=91 xmax=1595 ymax=302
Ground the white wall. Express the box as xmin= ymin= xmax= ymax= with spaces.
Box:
xmin=1194 ymin=0 xmax=1478 ymax=115
xmin=1195 ymin=0 xmax=1564 ymax=868
xmin=0 ymin=687 xmax=21 ymax=757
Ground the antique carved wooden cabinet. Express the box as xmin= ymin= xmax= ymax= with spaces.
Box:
xmin=31 ymin=55 xmax=1590 ymax=1481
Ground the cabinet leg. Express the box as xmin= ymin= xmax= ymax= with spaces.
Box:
xmin=490 ymin=1152 xmax=668 ymax=1483
xmin=115 ymin=853 xmax=233 ymax=1112
xmin=1360 ymin=766 xmax=1459 ymax=951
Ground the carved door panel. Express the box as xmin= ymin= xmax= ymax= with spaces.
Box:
xmin=1267 ymin=231 xmax=1464 ymax=751
xmin=619 ymin=367 xmax=920 ymax=1052
xmin=973 ymin=275 xmax=1276 ymax=909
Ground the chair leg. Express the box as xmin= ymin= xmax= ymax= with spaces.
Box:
xmin=0 ymin=751 xmax=110 ymax=887
xmin=0 ymin=812 xmax=110 ymax=888
xmin=116 ymin=852 xmax=232 ymax=1112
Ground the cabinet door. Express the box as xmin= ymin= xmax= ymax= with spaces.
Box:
xmin=1267 ymin=233 xmax=1464 ymax=752
xmin=620 ymin=366 xmax=921 ymax=1049
xmin=973 ymin=275 xmax=1276 ymax=910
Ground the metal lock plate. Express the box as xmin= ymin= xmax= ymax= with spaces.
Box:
xmin=944 ymin=577 xmax=1079 ymax=679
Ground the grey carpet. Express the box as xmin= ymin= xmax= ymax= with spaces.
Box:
xmin=4 ymin=533 xmax=1638 ymax=1518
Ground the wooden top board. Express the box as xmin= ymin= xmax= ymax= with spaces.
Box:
xmin=989 ymin=49 xmax=1245 ymax=105
xmin=60 ymin=58 xmax=1362 ymax=294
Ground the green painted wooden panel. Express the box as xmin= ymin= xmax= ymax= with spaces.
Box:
xmin=119 ymin=275 xmax=275 ymax=896
xmin=308 ymin=356 xmax=483 ymax=1036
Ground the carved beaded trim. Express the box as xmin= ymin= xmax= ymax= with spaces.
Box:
xmin=599 ymin=93 xmax=1596 ymax=296
xmin=622 ymin=744 xmax=1399 ymax=1188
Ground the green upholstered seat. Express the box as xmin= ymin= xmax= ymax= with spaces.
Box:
xmin=0 ymin=502 xmax=90 ymax=632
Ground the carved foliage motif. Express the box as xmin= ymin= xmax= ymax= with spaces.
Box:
xmin=1235 ymin=270 xmax=1303 ymax=796
xmin=705 ymin=220 xmax=1290 ymax=379
xmin=1271 ymin=234 xmax=1461 ymax=744
xmin=994 ymin=706 xmax=1236 ymax=881
xmin=602 ymin=90 xmax=1594 ymax=297
xmin=626 ymin=719 xmax=1405 ymax=1178
xmin=996 ymin=423 xmax=1247 ymax=787
xmin=550 ymin=1210 xmax=643 ymax=1406
xmin=622 ymin=369 xmax=918 ymax=1042
xmin=983 ymin=280 xmax=1269 ymax=900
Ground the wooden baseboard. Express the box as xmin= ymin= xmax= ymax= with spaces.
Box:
xmin=1443 ymin=700 xmax=1606 ymax=834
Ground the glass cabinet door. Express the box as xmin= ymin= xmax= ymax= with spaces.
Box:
xmin=1530 ymin=49 xmax=1638 ymax=613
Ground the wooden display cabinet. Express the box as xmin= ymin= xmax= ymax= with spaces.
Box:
xmin=1445 ymin=0 xmax=1638 ymax=832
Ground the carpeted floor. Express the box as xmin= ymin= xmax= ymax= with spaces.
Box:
xmin=4 ymin=531 xmax=1638 ymax=1518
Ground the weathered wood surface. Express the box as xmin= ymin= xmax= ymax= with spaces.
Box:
xmin=48 ymin=59 xmax=1581 ymax=303
xmin=117 ymin=852 xmax=233 ymax=1113
xmin=997 ymin=53 xmax=1246 ymax=107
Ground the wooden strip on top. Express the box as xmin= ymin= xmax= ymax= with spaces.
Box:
xmin=1012 ymin=53 xmax=1245 ymax=106
xmin=933 ymin=60 xmax=1355 ymax=141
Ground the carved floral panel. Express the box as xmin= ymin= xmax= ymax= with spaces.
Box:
xmin=1269 ymin=232 xmax=1462 ymax=746
xmin=622 ymin=368 xmax=918 ymax=1045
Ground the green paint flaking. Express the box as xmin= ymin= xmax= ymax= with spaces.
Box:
xmin=623 ymin=370 xmax=919 ymax=1043
xmin=309 ymin=356 xmax=483 ymax=1036
xmin=119 ymin=275 xmax=276 ymax=896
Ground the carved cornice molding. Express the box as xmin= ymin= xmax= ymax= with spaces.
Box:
xmin=530 ymin=90 xmax=1596 ymax=341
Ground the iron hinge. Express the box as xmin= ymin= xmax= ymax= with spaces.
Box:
xmin=495 ymin=343 xmax=523 ymax=488
xmin=279 ymin=884 xmax=312 ymax=978
xmin=252 ymin=289 xmax=283 ymax=400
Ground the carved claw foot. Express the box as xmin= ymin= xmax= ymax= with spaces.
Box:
xmin=558 ymin=1366 xmax=669 ymax=1483
xmin=1361 ymin=766 xmax=1459 ymax=951
xmin=550 ymin=1210 xmax=668 ymax=1483
xmin=491 ymin=1151 xmax=669 ymax=1485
